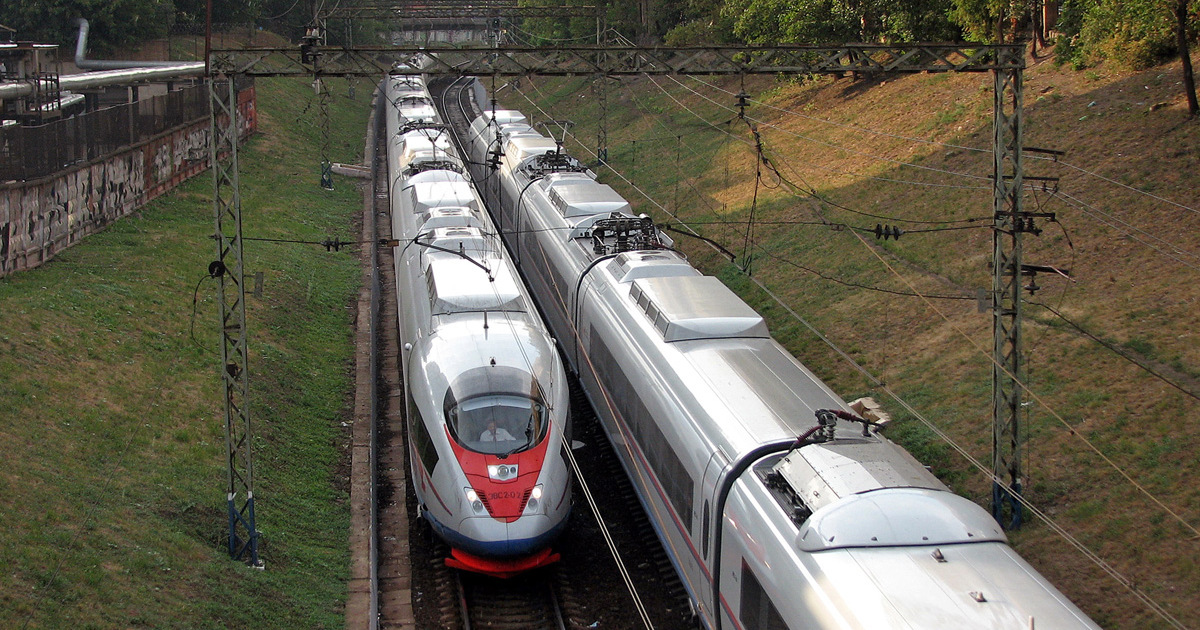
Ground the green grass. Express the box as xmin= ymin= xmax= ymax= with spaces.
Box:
xmin=0 ymin=75 xmax=369 ymax=628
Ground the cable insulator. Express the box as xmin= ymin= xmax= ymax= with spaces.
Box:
xmin=874 ymin=224 xmax=903 ymax=240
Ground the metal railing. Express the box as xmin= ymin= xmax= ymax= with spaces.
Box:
xmin=0 ymin=82 xmax=213 ymax=182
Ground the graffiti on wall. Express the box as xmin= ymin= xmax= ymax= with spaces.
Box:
xmin=1 ymin=88 xmax=256 ymax=277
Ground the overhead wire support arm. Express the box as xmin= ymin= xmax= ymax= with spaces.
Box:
xmin=209 ymin=43 xmax=1025 ymax=78
xmin=320 ymin=5 xmax=600 ymax=20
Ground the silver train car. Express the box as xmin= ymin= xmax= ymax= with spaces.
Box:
xmin=384 ymin=73 xmax=571 ymax=578
xmin=461 ymin=93 xmax=1102 ymax=627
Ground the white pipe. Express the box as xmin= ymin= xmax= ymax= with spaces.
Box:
xmin=0 ymin=63 xmax=204 ymax=100
xmin=74 ymin=18 xmax=187 ymax=70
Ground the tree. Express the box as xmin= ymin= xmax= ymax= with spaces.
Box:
xmin=1175 ymin=0 xmax=1198 ymax=116
xmin=950 ymin=0 xmax=1041 ymax=42
xmin=0 ymin=0 xmax=174 ymax=52
xmin=722 ymin=0 xmax=959 ymax=44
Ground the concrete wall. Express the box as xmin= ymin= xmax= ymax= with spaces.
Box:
xmin=0 ymin=85 xmax=256 ymax=277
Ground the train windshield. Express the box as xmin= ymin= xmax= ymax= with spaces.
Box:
xmin=448 ymin=395 xmax=548 ymax=455
xmin=444 ymin=366 xmax=550 ymax=455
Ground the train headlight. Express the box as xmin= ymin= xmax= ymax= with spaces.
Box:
xmin=524 ymin=484 xmax=544 ymax=514
xmin=465 ymin=488 xmax=485 ymax=514
xmin=488 ymin=463 xmax=518 ymax=481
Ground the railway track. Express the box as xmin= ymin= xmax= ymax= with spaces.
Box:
xmin=371 ymin=85 xmax=416 ymax=629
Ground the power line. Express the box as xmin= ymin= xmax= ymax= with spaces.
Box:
xmin=687 ymin=75 xmax=994 ymax=155
xmin=844 ymin=226 xmax=1200 ymax=541
xmin=648 ymin=75 xmax=992 ymax=193
xmin=686 ymin=76 xmax=1198 ymax=220
xmin=748 ymin=244 xmax=974 ymax=300
xmin=1054 ymin=160 xmax=1199 ymax=216
xmin=1050 ymin=191 xmax=1200 ymax=273
xmin=1028 ymin=300 xmax=1200 ymax=403
xmin=515 ymin=84 xmax=983 ymax=288
xmin=527 ymin=78 xmax=1200 ymax=539
xmin=639 ymin=75 xmax=991 ymax=230
xmin=664 ymin=75 xmax=994 ymax=183
xmin=741 ymin=264 xmax=1190 ymax=630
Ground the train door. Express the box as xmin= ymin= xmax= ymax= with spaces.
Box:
xmin=697 ymin=450 xmax=729 ymax=627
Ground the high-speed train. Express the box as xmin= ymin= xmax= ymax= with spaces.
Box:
xmin=452 ymin=82 xmax=1102 ymax=628
xmin=383 ymin=72 xmax=571 ymax=578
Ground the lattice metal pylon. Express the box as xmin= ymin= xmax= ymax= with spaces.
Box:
xmin=318 ymin=77 xmax=334 ymax=190
xmin=593 ymin=74 xmax=608 ymax=164
xmin=209 ymin=74 xmax=262 ymax=566
xmin=991 ymin=45 xmax=1025 ymax=530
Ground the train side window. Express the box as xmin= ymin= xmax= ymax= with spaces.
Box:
xmin=740 ymin=560 xmax=790 ymax=630
xmin=411 ymin=405 xmax=440 ymax=474
xmin=589 ymin=328 xmax=694 ymax=528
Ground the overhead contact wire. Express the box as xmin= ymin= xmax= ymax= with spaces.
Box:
xmin=492 ymin=83 xmax=661 ymax=629
xmin=843 ymin=227 xmax=1200 ymax=542
xmin=663 ymin=75 xmax=992 ymax=182
xmin=513 ymin=85 xmax=973 ymax=296
xmin=1028 ymin=301 xmax=1200 ymax=403
xmin=528 ymin=236 xmax=661 ymax=630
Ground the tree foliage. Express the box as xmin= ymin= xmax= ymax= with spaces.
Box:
xmin=0 ymin=0 xmax=1193 ymax=72
xmin=0 ymin=0 xmax=174 ymax=52
xmin=1055 ymin=0 xmax=1198 ymax=69
xmin=698 ymin=0 xmax=960 ymax=45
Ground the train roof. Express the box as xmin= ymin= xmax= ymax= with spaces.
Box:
xmin=506 ymin=135 xmax=559 ymax=161
xmin=629 ymin=276 xmax=768 ymax=342
xmin=404 ymin=179 xmax=478 ymax=215
xmin=542 ymin=173 xmax=630 ymax=218
xmin=419 ymin=206 xmax=484 ymax=232
xmin=675 ymin=338 xmax=848 ymax=449
xmin=427 ymin=258 xmax=523 ymax=314
xmin=610 ymin=251 xmax=698 ymax=282
xmin=478 ymin=109 xmax=527 ymax=126
xmin=393 ymin=132 xmax=456 ymax=167
xmin=795 ymin=487 xmax=1004 ymax=551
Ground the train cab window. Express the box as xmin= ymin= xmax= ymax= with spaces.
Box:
xmin=449 ymin=394 xmax=548 ymax=455
xmin=740 ymin=561 xmax=791 ymax=630
xmin=443 ymin=366 xmax=550 ymax=456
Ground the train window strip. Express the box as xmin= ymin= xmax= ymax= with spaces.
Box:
xmin=740 ymin=560 xmax=790 ymax=630
xmin=523 ymin=225 xmax=572 ymax=322
xmin=589 ymin=327 xmax=695 ymax=528
xmin=411 ymin=404 xmax=440 ymax=475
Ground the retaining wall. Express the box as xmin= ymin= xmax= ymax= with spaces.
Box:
xmin=0 ymin=85 xmax=256 ymax=277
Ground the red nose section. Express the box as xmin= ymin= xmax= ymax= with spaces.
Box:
xmin=445 ymin=425 xmax=552 ymax=522
xmin=446 ymin=547 xmax=561 ymax=579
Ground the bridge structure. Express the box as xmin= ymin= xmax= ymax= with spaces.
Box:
xmin=207 ymin=33 xmax=1036 ymax=567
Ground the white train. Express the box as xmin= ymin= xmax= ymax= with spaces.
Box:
xmin=456 ymin=84 xmax=1102 ymax=628
xmin=383 ymin=72 xmax=571 ymax=578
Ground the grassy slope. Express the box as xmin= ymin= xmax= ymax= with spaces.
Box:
xmin=504 ymin=54 xmax=1200 ymax=629
xmin=0 ymin=76 xmax=369 ymax=627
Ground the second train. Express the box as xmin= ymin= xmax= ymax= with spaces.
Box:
xmin=446 ymin=77 xmax=1102 ymax=629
